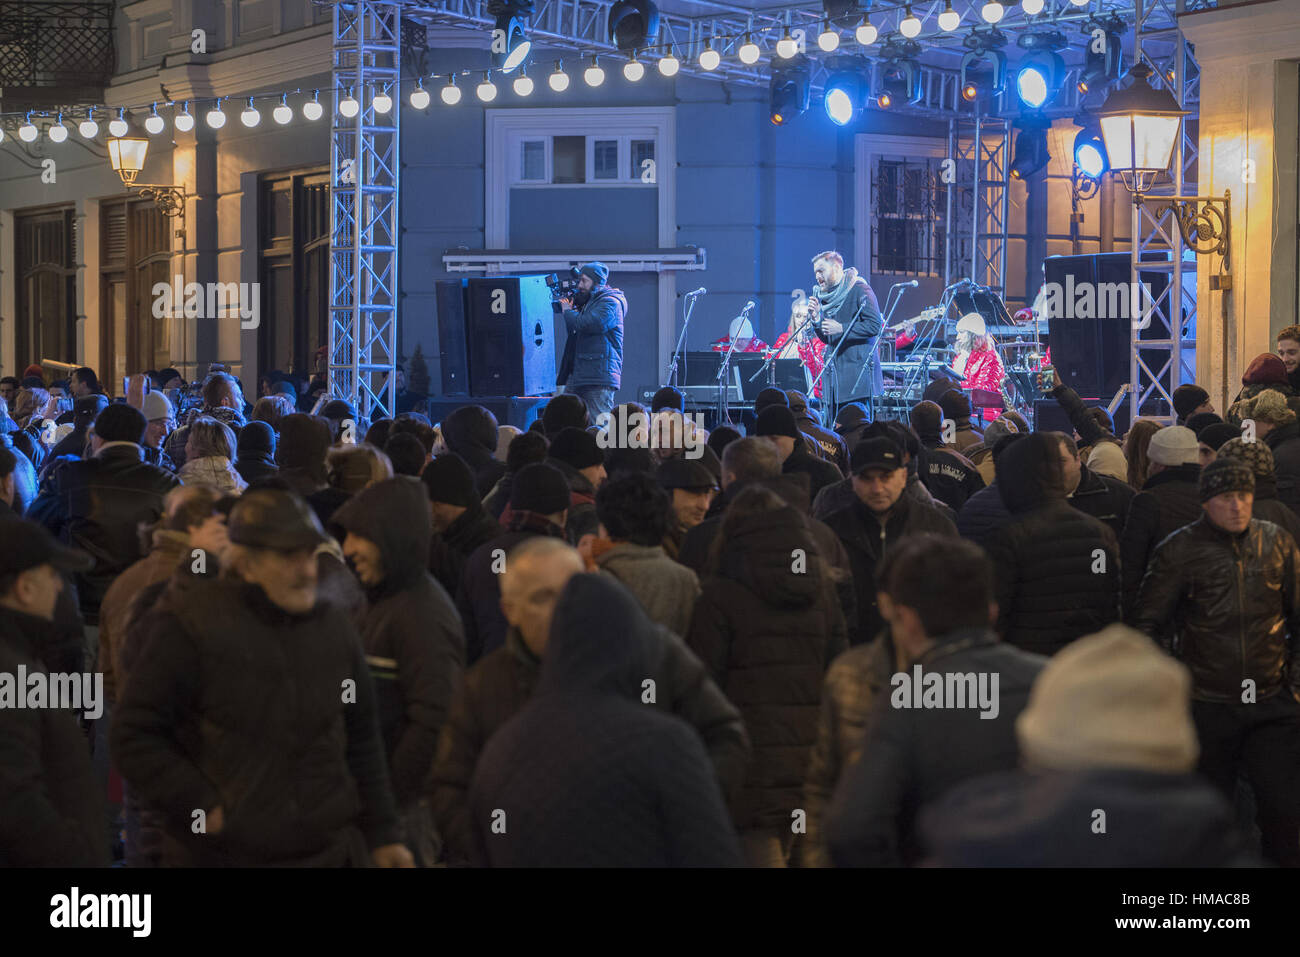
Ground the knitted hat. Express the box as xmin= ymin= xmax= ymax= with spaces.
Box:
xmin=1215 ymin=436 xmax=1276 ymax=480
xmin=755 ymin=405 xmax=801 ymax=440
xmin=1017 ymin=624 xmax=1199 ymax=774
xmin=982 ymin=417 xmax=1019 ymax=448
xmin=547 ymin=426 xmax=603 ymax=470
xmin=655 ymin=457 xmax=717 ymax=491
xmin=1185 ymin=411 xmax=1224 ymax=435
xmin=754 ymin=387 xmax=789 ymax=413
xmin=955 ymin=312 xmax=987 ymax=337
xmin=1198 ymin=422 xmax=1242 ymax=452
xmin=1243 ymin=388 xmax=1297 ymax=428
xmin=1172 ymin=384 xmax=1210 ymax=422
xmin=1199 ymin=457 xmax=1255 ymax=503
xmin=579 ymin=261 xmax=609 ymax=286
xmin=1146 ymin=425 xmax=1199 ymax=467
xmin=141 ymin=391 xmax=174 ymax=422
xmin=908 ymin=400 xmax=943 ymax=438
xmin=1242 ymin=352 xmax=1288 ymax=386
xmin=510 ymin=462 xmax=572 ymax=514
xmin=421 ymin=453 xmax=479 ymax=507
xmin=937 ymin=388 xmax=971 ymax=421
xmin=541 ymin=394 xmax=589 ymax=434
xmin=785 ymin=390 xmax=811 ymax=415
xmin=651 ymin=386 xmax=685 ymax=413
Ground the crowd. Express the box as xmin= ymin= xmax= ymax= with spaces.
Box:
xmin=5 ymin=327 xmax=1300 ymax=868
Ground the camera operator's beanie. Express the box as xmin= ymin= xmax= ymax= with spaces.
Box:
xmin=510 ymin=462 xmax=572 ymax=514
xmin=579 ymin=262 xmax=609 ymax=286
xmin=651 ymin=386 xmax=685 ymax=413
xmin=1172 ymin=383 xmax=1210 ymax=422
xmin=1017 ymin=624 xmax=1198 ymax=774
xmin=1199 ymin=457 xmax=1254 ymax=503
xmin=421 ymin=453 xmax=479 ymax=507
xmin=548 ymin=426 xmax=604 ymax=470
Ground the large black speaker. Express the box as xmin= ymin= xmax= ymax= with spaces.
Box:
xmin=1043 ymin=253 xmax=1132 ymax=400
xmin=435 ymin=279 xmax=470 ymax=395
xmin=466 ymin=275 xmax=556 ymax=396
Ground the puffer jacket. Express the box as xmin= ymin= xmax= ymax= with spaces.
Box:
xmin=558 ymin=285 xmax=627 ymax=390
xmin=1070 ymin=463 xmax=1135 ymax=539
xmin=1119 ymin=464 xmax=1202 ymax=619
xmin=983 ymin=433 xmax=1120 ymax=657
xmin=178 ymin=455 xmax=248 ymax=494
xmin=1264 ymin=419 xmax=1300 ymax=513
xmin=1133 ymin=516 xmax=1300 ymax=703
xmin=956 ymin=481 xmax=1012 ymax=547
xmin=333 ymin=477 xmax=466 ymax=808
xmin=27 ymin=443 xmax=180 ymax=623
xmin=687 ymin=505 xmax=848 ymax=832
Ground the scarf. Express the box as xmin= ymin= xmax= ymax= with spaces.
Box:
xmin=816 ymin=266 xmax=861 ymax=320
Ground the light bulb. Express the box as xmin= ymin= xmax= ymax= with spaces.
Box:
xmin=109 ymin=113 xmax=128 ymax=137
xmin=206 ymin=105 xmax=226 ymax=129
xmin=476 ymin=73 xmax=498 ymax=102
xmin=372 ymin=89 xmax=393 ymax=114
xmin=584 ymin=57 xmax=605 ymax=87
xmin=303 ymin=95 xmax=324 ymax=120
xmin=19 ymin=119 xmax=38 ymax=142
xmin=856 ymin=18 xmax=878 ymax=45
xmin=273 ymin=98 xmax=293 ymax=124
xmin=900 ymin=6 xmax=922 ymax=39
xmin=699 ymin=42 xmax=720 ymax=71
xmin=144 ymin=112 xmax=164 ymax=134
xmin=981 ymin=1 xmax=1005 ymax=23
xmin=658 ymin=52 xmax=679 ymax=77
xmin=513 ymin=72 xmax=534 ymax=96
xmin=79 ymin=115 xmax=99 ymax=138
xmin=1021 ymin=0 xmax=1045 ymax=13
xmin=48 ymin=122 xmax=68 ymax=143
xmin=241 ymin=100 xmax=261 ymax=127
xmin=624 ymin=57 xmax=645 ymax=81
xmin=409 ymin=83 xmax=430 ymax=110
xmin=938 ymin=2 xmax=961 ymax=31
xmin=339 ymin=91 xmax=359 ymax=117
xmin=1069 ymin=0 xmax=1089 ymax=5
xmin=442 ymin=76 xmax=463 ymax=104
xmin=738 ymin=34 xmax=760 ymax=65
xmin=818 ymin=25 xmax=840 ymax=53
xmin=776 ymin=29 xmax=797 ymax=59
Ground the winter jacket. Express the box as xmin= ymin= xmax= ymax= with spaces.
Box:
xmin=441 ymin=411 xmax=507 ymax=500
xmin=1133 ymin=516 xmax=1300 ymax=703
xmin=333 ymin=477 xmax=466 ymax=808
xmin=1069 ymin=463 xmax=1135 ymax=539
xmin=984 ymin=438 xmax=1120 ymax=657
xmin=825 ymin=629 xmax=1045 ymax=867
xmin=812 ymin=470 xmax=954 ymax=524
xmin=1252 ymin=476 xmax=1300 ymax=543
xmin=457 ymin=511 xmax=566 ymax=664
xmin=1049 ymin=383 xmax=1110 ymax=450
xmin=234 ymin=422 xmax=277 ymax=485
xmin=1119 ymin=464 xmax=1202 ymax=619
xmin=921 ymin=769 xmax=1251 ymax=867
xmin=812 ymin=270 xmax=884 ymax=400
xmin=596 ymin=542 xmax=700 ymax=636
xmin=0 ymin=607 xmax=108 ymax=867
xmin=825 ymin=493 xmax=959 ymax=646
xmin=802 ymin=635 xmax=895 ymax=868
xmin=469 ymin=574 xmax=743 ymax=866
xmin=178 ymin=455 xmax=248 ymax=494
xmin=428 ymin=503 xmax=501 ymax=599
xmin=956 ymin=482 xmax=1012 ymax=547
xmin=1265 ymin=419 xmax=1300 ymax=513
xmin=142 ymin=443 xmax=178 ymax=474
xmin=795 ymin=412 xmax=849 ymax=473
xmin=111 ymin=577 xmax=402 ymax=866
xmin=433 ymin=617 xmax=749 ymax=865
xmin=783 ymin=440 xmax=844 ymax=503
xmin=558 ymin=285 xmax=627 ymax=390
xmin=916 ymin=443 xmax=985 ymax=511
xmin=687 ymin=505 xmax=848 ymax=832
xmin=27 ymin=443 xmax=180 ymax=623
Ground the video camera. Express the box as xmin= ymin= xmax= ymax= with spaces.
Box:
xmin=545 ymin=266 xmax=583 ymax=303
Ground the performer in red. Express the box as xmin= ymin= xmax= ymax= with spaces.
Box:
xmin=954 ymin=312 xmax=1006 ymax=422
xmin=772 ymin=300 xmax=827 ymax=398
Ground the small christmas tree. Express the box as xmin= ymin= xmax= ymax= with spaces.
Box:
xmin=409 ymin=342 xmax=430 ymax=396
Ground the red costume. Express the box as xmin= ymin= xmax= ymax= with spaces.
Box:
xmin=772 ymin=332 xmax=827 ymax=398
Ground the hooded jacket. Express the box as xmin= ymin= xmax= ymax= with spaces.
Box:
xmin=428 ymin=502 xmax=501 ymax=599
xmin=1069 ymin=462 xmax=1135 ymax=539
xmin=469 ymin=574 xmax=742 ymax=867
xmin=1119 ymin=464 xmax=1202 ymax=619
xmin=915 ymin=441 xmax=985 ymax=511
xmin=983 ymin=434 xmax=1120 ymax=656
xmin=235 ymin=420 xmax=278 ymax=485
xmin=333 ymin=477 xmax=466 ymax=808
xmin=557 ymin=285 xmax=627 ymax=390
xmin=687 ymin=505 xmax=848 ymax=832
xmin=441 ymin=406 xmax=507 ymax=500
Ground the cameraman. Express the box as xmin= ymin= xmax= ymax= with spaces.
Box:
xmin=556 ymin=262 xmax=626 ymax=420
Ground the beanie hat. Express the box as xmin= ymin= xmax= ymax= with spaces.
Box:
xmin=1017 ymin=624 xmax=1199 ymax=774
xmin=1242 ymin=353 xmax=1288 ymax=386
xmin=655 ymin=456 xmax=717 ymax=491
xmin=834 ymin=402 xmax=869 ymax=433
xmin=579 ymin=261 xmax=609 ymax=286
xmin=651 ymin=386 xmax=685 ymax=413
xmin=442 ymin=404 xmax=500 ymax=456
xmin=785 ymin=390 xmax=811 ymax=415
xmin=1199 ymin=457 xmax=1255 ymax=503
xmin=755 ymin=405 xmax=801 ymax=440
xmin=1086 ymin=439 xmax=1129 ymax=483
xmin=511 ymin=462 xmax=572 ymax=514
xmin=908 ymin=401 xmax=943 ymax=438
xmin=754 ymin=387 xmax=789 ymax=413
xmin=1215 ymin=436 xmax=1276 ymax=481
xmin=74 ymin=393 xmax=110 ymax=428
xmin=982 ymin=417 xmax=1019 ymax=448
xmin=1172 ymin=383 xmax=1210 ymax=422
xmin=421 ymin=453 xmax=479 ymax=507
xmin=1198 ymin=422 xmax=1242 ymax=452
xmin=955 ymin=312 xmax=986 ymax=337
xmin=237 ymin=419 xmax=276 ymax=458
xmin=542 ymin=394 xmax=589 ymax=434
xmin=937 ymin=388 xmax=971 ymax=421
xmin=141 ymin=391 xmax=174 ymax=422
xmin=1146 ymin=425 xmax=1199 ymax=467
xmin=548 ymin=426 xmax=603 ymax=470
xmin=22 ymin=364 xmax=44 ymax=381
xmin=277 ymin=413 xmax=332 ymax=472
xmin=1185 ymin=411 xmax=1224 ymax=435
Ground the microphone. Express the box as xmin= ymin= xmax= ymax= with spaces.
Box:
xmin=742 ymin=300 xmax=756 ymax=313
xmin=890 ymin=279 xmax=920 ymax=288
xmin=684 ymin=286 xmax=707 ymax=297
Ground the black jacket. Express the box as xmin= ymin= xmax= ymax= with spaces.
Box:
xmin=825 ymin=630 xmax=1045 ymax=866
xmin=813 ymin=271 xmax=884 ymax=401
xmin=111 ymin=577 xmax=402 ymax=866
xmin=429 ymin=503 xmax=501 ymax=599
xmin=0 ymin=608 xmax=107 ymax=867
xmin=28 ymin=444 xmax=179 ymax=622
xmin=956 ymin=482 xmax=1012 ymax=547
xmin=1120 ymin=464 xmax=1202 ymax=619
xmin=686 ymin=505 xmax=847 ymax=832
xmin=984 ymin=435 xmax=1120 ymax=657
xmin=796 ymin=412 xmax=849 ymax=474
xmin=468 ymin=575 xmax=742 ymax=866
xmin=557 ymin=285 xmax=627 ymax=390
xmin=783 ymin=441 xmax=843 ymax=504
xmin=1265 ymin=419 xmax=1300 ymax=513
xmin=1133 ymin=516 xmax=1300 ymax=703
xmin=917 ymin=442 xmax=985 ymax=511
xmin=826 ymin=493 xmax=959 ymax=646
xmin=1069 ymin=463 xmax=1135 ymax=539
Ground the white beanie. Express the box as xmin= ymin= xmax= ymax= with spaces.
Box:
xmin=956 ymin=312 xmax=987 ymax=337
xmin=1085 ymin=439 xmax=1128 ymax=482
xmin=141 ymin=391 xmax=174 ymax=422
xmin=1147 ymin=425 xmax=1199 ymax=467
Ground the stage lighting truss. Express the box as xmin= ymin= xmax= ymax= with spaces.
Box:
xmin=823 ymin=57 xmax=872 ymax=126
xmin=1009 ymin=116 xmax=1051 ymax=180
xmin=1014 ymin=31 xmax=1067 ymax=110
xmin=609 ymin=0 xmax=661 ymax=53
xmin=1077 ymin=15 xmax=1125 ymax=95
xmin=769 ymin=54 xmax=812 ymax=126
xmin=877 ymin=40 xmax=924 ymax=108
xmin=488 ymin=0 xmax=535 ymax=73
xmin=959 ymin=30 xmax=1008 ymax=104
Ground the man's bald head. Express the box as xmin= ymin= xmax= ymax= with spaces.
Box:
xmin=500 ymin=537 xmax=585 ymax=656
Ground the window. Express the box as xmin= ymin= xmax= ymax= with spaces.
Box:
xmin=553 ymin=136 xmax=586 ymax=184
xmin=630 ymin=139 xmax=655 ymax=182
xmin=258 ymin=170 xmax=330 ymax=377
xmin=593 ymin=139 xmax=619 ymax=180
xmin=871 ymin=156 xmax=947 ymax=276
xmin=507 ymin=134 xmax=659 ymax=186
xmin=520 ymin=139 xmax=546 ymax=182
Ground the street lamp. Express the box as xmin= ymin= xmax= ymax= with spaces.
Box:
xmin=106 ymin=120 xmax=187 ymax=226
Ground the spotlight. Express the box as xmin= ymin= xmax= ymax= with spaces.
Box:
xmin=372 ymin=86 xmax=393 ymax=114
xmin=1015 ymin=34 xmax=1066 ymax=109
xmin=206 ymin=102 xmax=227 ymax=129
xmin=303 ymin=92 xmax=324 ymax=120
xmin=1078 ymin=22 xmax=1123 ymax=94
xmin=513 ymin=67 xmax=534 ymax=96
xmin=274 ymin=94 xmax=295 ymax=123
xmin=624 ymin=52 xmax=645 ymax=81
xmin=738 ymin=34 xmax=761 ymax=65
xmin=609 ymin=0 xmax=660 ymax=53
xmin=1022 ymin=0 xmax=1045 ymax=13
xmin=981 ymin=1 xmax=1006 ymax=24
xmin=818 ymin=21 xmax=840 ymax=53
xmin=80 ymin=110 xmax=100 ymax=138
xmin=777 ymin=28 xmax=798 ymax=59
xmin=938 ymin=1 xmax=961 ymax=32
xmin=490 ymin=0 xmax=535 ymax=73
xmin=960 ymin=48 xmax=1007 ymax=103
xmin=823 ymin=0 xmax=860 ymax=28
xmin=477 ymin=72 xmax=499 ymax=102
xmin=18 ymin=115 xmax=37 ymax=142
xmin=48 ymin=117 xmax=68 ymax=143
xmin=241 ymin=97 xmax=261 ymax=127
xmin=880 ymin=58 xmax=923 ymax=106
xmin=823 ymin=61 xmax=871 ymax=126
xmin=1074 ymin=125 xmax=1107 ymax=178
xmin=900 ymin=5 xmax=922 ymax=39
xmin=584 ymin=55 xmax=605 ymax=87
xmin=549 ymin=62 xmax=571 ymax=91
xmin=658 ymin=49 xmax=680 ymax=77
xmin=144 ymin=105 xmax=165 ymax=135
xmin=699 ymin=40 xmax=721 ymax=71
xmin=1009 ymin=119 xmax=1050 ymax=180
xmin=769 ymin=54 xmax=811 ymax=125
xmin=339 ymin=89 xmax=359 ymax=118
xmin=109 ymin=109 xmax=128 ymax=138
xmin=876 ymin=91 xmax=892 ymax=109
xmin=443 ymin=75 xmax=464 ymax=104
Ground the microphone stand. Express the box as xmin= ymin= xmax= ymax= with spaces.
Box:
xmin=747 ymin=309 xmax=818 ymax=384
xmin=808 ymin=295 xmax=871 ymax=421
xmin=663 ymin=292 xmax=702 ymax=389
xmin=715 ymin=306 xmax=752 ymax=426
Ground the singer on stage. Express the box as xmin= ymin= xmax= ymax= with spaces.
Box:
xmin=807 ymin=250 xmax=883 ymax=415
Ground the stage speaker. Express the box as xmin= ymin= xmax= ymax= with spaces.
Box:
xmin=421 ymin=394 xmax=548 ymax=431
xmin=466 ymin=275 xmax=556 ymax=396
xmin=1042 ymin=253 xmax=1131 ymax=401
xmin=435 ymin=279 xmax=470 ymax=395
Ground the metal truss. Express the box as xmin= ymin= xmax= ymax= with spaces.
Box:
xmin=330 ymin=0 xmax=401 ymax=420
xmin=947 ymin=115 xmax=1010 ymax=295
xmin=1121 ymin=0 xmax=1200 ymax=425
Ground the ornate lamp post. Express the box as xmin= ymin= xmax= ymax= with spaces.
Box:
xmin=106 ymin=119 xmax=187 ymax=229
